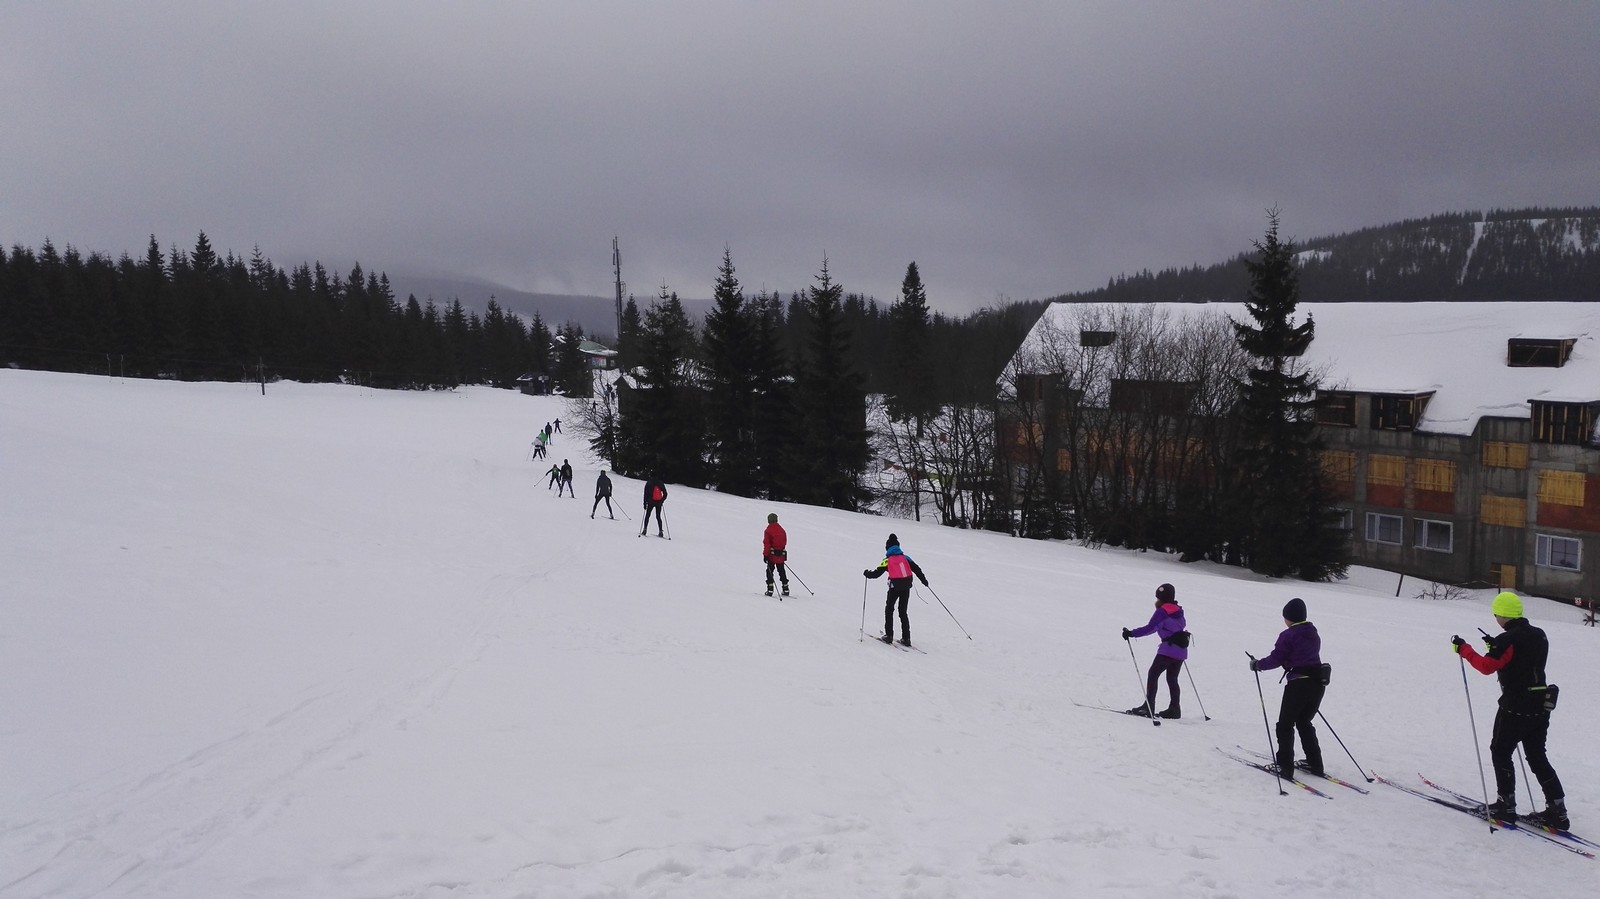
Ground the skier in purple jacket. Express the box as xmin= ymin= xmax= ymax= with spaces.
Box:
xmin=1249 ymin=597 xmax=1326 ymax=777
xmin=1122 ymin=583 xmax=1189 ymax=719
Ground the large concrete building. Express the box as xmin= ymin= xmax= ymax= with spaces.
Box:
xmin=1004 ymin=301 xmax=1599 ymax=603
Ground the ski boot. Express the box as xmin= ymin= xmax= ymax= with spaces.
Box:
xmin=1124 ymin=704 xmax=1154 ymax=717
xmin=1486 ymin=797 xmax=1518 ymax=823
xmin=781 ymin=583 xmax=790 ymax=596
xmin=1293 ymin=759 xmax=1325 ymax=777
xmin=765 ymin=584 xmax=774 ymax=596
xmin=1526 ymin=799 xmax=1569 ymax=831
xmin=1156 ymin=706 xmax=1181 ymax=720
xmin=880 ymin=634 xmax=894 ymax=644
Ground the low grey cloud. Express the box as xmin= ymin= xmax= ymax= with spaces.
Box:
xmin=2 ymin=1 xmax=1595 ymax=313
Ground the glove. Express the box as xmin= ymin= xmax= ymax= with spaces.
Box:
xmin=1248 ymin=659 xmax=1260 ymax=672
xmin=862 ymin=569 xmax=874 ymax=578
xmin=919 ymin=577 xmax=929 ymax=587
xmin=1121 ymin=627 xmax=1132 ymax=641
xmin=1451 ymin=635 xmax=1465 ymax=653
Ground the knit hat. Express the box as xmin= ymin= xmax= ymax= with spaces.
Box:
xmin=886 ymin=533 xmax=899 ymax=549
xmin=1282 ymin=597 xmax=1307 ymax=623
xmin=1491 ymin=591 xmax=1524 ymax=619
xmin=767 ymin=513 xmax=778 ymax=524
xmin=1155 ymin=583 xmax=1175 ymax=603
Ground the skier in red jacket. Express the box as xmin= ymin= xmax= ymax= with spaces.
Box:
xmin=763 ymin=513 xmax=790 ymax=597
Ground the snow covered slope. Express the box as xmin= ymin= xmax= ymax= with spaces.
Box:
xmin=1 ymin=370 xmax=1595 ymax=898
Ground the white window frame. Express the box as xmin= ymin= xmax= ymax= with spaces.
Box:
xmin=1365 ymin=512 xmax=1403 ymax=545
xmin=1334 ymin=508 xmax=1353 ymax=531
xmin=1535 ymin=534 xmax=1582 ymax=571
xmin=1415 ymin=518 xmax=1453 ymax=553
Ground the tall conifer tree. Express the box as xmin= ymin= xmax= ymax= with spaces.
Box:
xmin=1228 ymin=212 xmax=1348 ymax=580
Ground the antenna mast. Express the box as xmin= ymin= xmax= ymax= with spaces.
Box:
xmin=612 ymin=236 xmax=625 ymax=343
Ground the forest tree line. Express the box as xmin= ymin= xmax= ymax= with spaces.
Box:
xmin=1060 ymin=206 xmax=1600 ymax=307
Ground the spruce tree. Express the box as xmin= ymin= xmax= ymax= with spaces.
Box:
xmin=887 ymin=261 xmax=936 ymax=424
xmin=700 ymin=247 xmax=760 ymax=496
xmin=552 ymin=322 xmax=592 ymax=397
xmin=618 ymin=289 xmax=705 ymax=486
xmin=789 ymin=258 xmax=872 ymax=510
xmin=1228 ymin=212 xmax=1348 ymax=580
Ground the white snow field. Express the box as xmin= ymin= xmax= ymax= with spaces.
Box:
xmin=2 ymin=368 xmax=1595 ymax=898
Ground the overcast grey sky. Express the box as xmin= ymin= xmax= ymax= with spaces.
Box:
xmin=3 ymin=2 xmax=1596 ymax=312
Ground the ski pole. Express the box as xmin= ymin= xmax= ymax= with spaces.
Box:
xmin=783 ymin=562 xmax=814 ymax=596
xmin=921 ymin=584 xmax=971 ymax=640
xmin=1182 ymin=661 xmax=1211 ymax=721
xmin=663 ymin=510 xmax=671 ymax=540
xmin=1516 ymin=749 xmax=1534 ymax=816
xmin=1458 ymin=651 xmax=1495 ymax=832
xmin=1315 ymin=710 xmax=1373 ymax=782
xmin=617 ymin=503 xmax=631 ymax=521
xmin=1125 ymin=641 xmax=1158 ymax=726
xmin=1247 ymin=652 xmax=1287 ymax=796
xmin=859 ymin=576 xmax=869 ymax=641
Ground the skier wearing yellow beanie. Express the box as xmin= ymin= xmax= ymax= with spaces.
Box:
xmin=1450 ymin=591 xmax=1567 ymax=829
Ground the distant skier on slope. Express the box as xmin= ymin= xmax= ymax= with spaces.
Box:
xmin=1248 ymin=598 xmax=1326 ymax=777
xmin=864 ymin=533 xmax=928 ymax=646
xmin=1122 ymin=582 xmax=1189 ymax=719
xmin=641 ymin=477 xmax=668 ymax=537
xmin=763 ymin=513 xmax=790 ymax=597
xmin=591 ymin=470 xmax=614 ymax=519
xmin=546 ymin=463 xmax=562 ymax=490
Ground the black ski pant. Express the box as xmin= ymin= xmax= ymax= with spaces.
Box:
xmin=765 ymin=560 xmax=788 ymax=588
xmin=560 ymin=477 xmax=575 ymax=497
xmin=1276 ymin=676 xmax=1325 ymax=773
xmin=642 ymin=501 xmax=664 ymax=535
xmin=1490 ymin=708 xmax=1564 ymax=804
xmin=883 ymin=578 xmax=912 ymax=642
xmin=591 ymin=495 xmax=613 ymax=517
xmin=1145 ymin=654 xmax=1183 ymax=711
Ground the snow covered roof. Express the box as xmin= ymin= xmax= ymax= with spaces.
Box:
xmin=1010 ymin=301 xmax=1600 ymax=437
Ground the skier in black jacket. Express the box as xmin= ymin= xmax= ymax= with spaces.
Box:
xmin=591 ymin=470 xmax=614 ymax=518
xmin=558 ymin=460 xmax=575 ymax=497
xmin=641 ymin=478 xmax=668 ymax=536
xmin=1453 ymin=591 xmax=1568 ymax=828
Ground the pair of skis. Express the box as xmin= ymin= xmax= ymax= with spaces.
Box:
xmin=1376 ymin=772 xmax=1595 ymax=859
xmin=867 ymin=633 xmax=926 ymax=653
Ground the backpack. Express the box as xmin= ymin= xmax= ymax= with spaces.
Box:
xmin=651 ymin=485 xmax=664 ymax=502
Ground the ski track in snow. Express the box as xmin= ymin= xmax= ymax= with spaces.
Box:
xmin=1 ymin=370 xmax=1596 ymax=898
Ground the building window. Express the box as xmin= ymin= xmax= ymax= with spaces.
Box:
xmin=1414 ymin=458 xmax=1456 ymax=493
xmin=1316 ymin=392 xmax=1356 ymax=427
xmin=1536 ymin=470 xmax=1586 ymax=507
xmin=1013 ymin=374 xmax=1050 ymax=402
xmin=1108 ymin=379 xmax=1196 ymax=415
xmin=1371 ymin=394 xmax=1428 ymax=431
xmin=1535 ymin=534 xmax=1582 ymax=571
xmin=1320 ymin=450 xmax=1356 ymax=482
xmin=1367 ymin=454 xmax=1407 ymax=487
xmin=1489 ymin=562 xmax=1517 ymax=589
xmin=1530 ymin=401 xmax=1596 ymax=446
xmin=1482 ymin=441 xmax=1529 ymax=469
xmin=1480 ymin=495 xmax=1526 ymax=528
xmin=1080 ymin=330 xmax=1116 ymax=348
xmin=1366 ymin=512 xmax=1403 ymax=545
xmin=1334 ymin=508 xmax=1353 ymax=530
xmin=1507 ymin=338 xmax=1575 ymax=368
xmin=1415 ymin=519 xmax=1453 ymax=553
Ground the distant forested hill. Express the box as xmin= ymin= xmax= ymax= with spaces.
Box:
xmin=1055 ymin=207 xmax=1600 ymax=305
